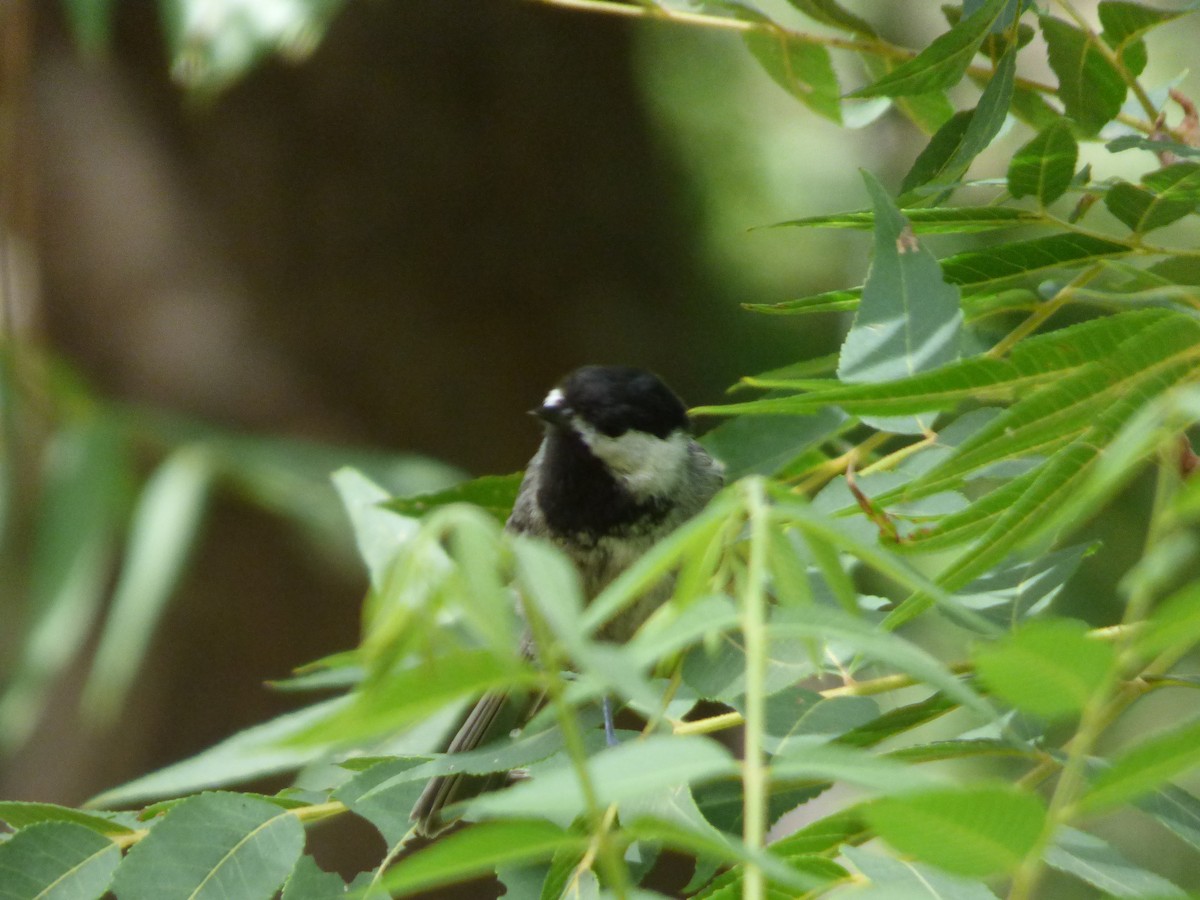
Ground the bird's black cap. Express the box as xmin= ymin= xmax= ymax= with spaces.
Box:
xmin=550 ymin=366 xmax=690 ymax=439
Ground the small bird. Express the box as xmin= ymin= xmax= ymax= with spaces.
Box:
xmin=411 ymin=365 xmax=724 ymax=837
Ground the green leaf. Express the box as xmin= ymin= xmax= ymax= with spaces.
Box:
xmin=111 ymin=793 xmax=304 ymax=900
xmin=0 ymin=821 xmax=119 ymax=900
xmin=282 ymin=856 xmax=348 ymax=900
xmin=938 ymin=233 xmax=1131 ymax=293
xmin=768 ymin=605 xmax=992 ymax=717
xmin=851 ymin=0 xmax=1009 ymax=97
xmin=383 ymin=472 xmax=519 ymax=522
xmin=295 ymin=648 xmax=529 ymax=748
xmin=83 ymin=445 xmax=215 ymax=726
xmin=1040 ymin=15 xmax=1127 ymax=135
xmin=840 ymin=845 xmax=1001 ymax=899
xmin=0 ymin=803 xmax=133 ymax=837
xmin=1105 ymin=181 xmax=1196 ymax=233
xmin=699 ymin=409 xmax=846 ymax=479
xmin=973 ymin=619 xmax=1116 ymax=719
xmin=696 ymin=310 xmax=1169 ymax=420
xmin=866 ymin=784 xmax=1045 ymax=877
xmin=1098 ymin=1 xmax=1186 ymax=77
xmin=772 ymin=206 xmax=1043 ymax=234
xmin=837 ymin=172 xmax=962 ymax=403
xmin=332 ymin=468 xmax=419 ymax=591
xmin=1044 ymin=826 xmax=1187 ymax=898
xmin=1137 ymin=784 xmax=1200 ymax=851
xmin=746 ymin=233 xmax=1132 ymax=317
xmin=839 ymin=693 xmax=959 ymax=749
xmin=900 ymin=110 xmax=974 ymax=197
xmin=743 ymin=287 xmax=862 ymax=316
xmin=1144 ymin=162 xmax=1200 ymax=206
xmin=769 ymin=740 xmax=947 ymax=793
xmin=381 ymin=820 xmax=585 ymax=896
xmin=1007 ymin=122 xmax=1079 ymax=205
xmin=903 ymin=48 xmax=1017 ymax=200
xmin=744 ymin=33 xmax=841 ymax=122
xmin=1137 ymin=581 xmax=1200 ymax=661
xmin=467 ymin=735 xmax=736 ymax=820
xmin=88 ymin=696 xmax=352 ymax=808
xmin=332 ymin=758 xmax=429 ymax=846
xmin=858 ymin=55 xmax=956 ymax=134
xmin=1080 ymin=717 xmax=1200 ymax=814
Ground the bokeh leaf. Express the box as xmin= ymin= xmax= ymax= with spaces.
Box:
xmin=973 ymin=619 xmax=1116 ymax=719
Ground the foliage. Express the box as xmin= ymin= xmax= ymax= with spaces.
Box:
xmin=6 ymin=0 xmax=1200 ymax=898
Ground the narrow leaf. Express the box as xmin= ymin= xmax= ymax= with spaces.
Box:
xmin=467 ymin=735 xmax=736 ymax=819
xmin=381 ymin=820 xmax=585 ymax=896
xmin=772 ymin=206 xmax=1043 ymax=234
xmin=851 ymin=0 xmax=1009 ymax=97
xmin=1081 ymin=717 xmax=1200 ymax=813
xmin=83 ymin=445 xmax=215 ymax=725
xmin=1045 ymin=826 xmax=1187 ymax=898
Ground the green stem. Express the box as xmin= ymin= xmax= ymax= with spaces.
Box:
xmin=522 ymin=599 xmax=629 ymax=897
xmin=1008 ymin=451 xmax=1178 ymax=900
xmin=987 ymin=264 xmax=1102 ymax=359
xmin=741 ymin=478 xmax=771 ymax=900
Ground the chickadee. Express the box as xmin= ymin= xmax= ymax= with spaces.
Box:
xmin=411 ymin=365 xmax=724 ymax=837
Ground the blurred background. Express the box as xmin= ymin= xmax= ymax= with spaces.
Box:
xmin=2 ymin=0 xmax=1199 ymax=893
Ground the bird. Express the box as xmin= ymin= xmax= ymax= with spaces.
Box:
xmin=410 ymin=365 xmax=725 ymax=837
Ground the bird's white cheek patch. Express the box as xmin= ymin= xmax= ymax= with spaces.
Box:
xmin=578 ymin=425 xmax=690 ymax=497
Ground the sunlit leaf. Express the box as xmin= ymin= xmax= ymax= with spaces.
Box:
xmin=973 ymin=618 xmax=1116 ymax=719
xmin=837 ymin=173 xmax=962 ymax=417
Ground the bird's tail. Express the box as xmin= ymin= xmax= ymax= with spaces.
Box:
xmin=410 ymin=687 xmax=537 ymax=837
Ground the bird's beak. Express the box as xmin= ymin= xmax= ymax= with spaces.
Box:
xmin=531 ymin=402 xmax=571 ymax=429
